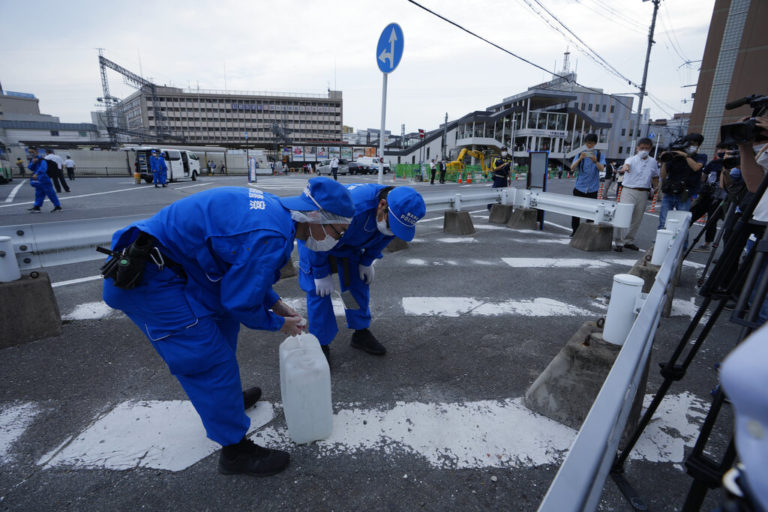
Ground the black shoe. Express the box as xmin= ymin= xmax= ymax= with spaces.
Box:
xmin=350 ymin=328 xmax=386 ymax=355
xmin=51 ymin=206 xmax=62 ymax=212
xmin=243 ymin=387 xmax=262 ymax=410
xmin=624 ymin=243 xmax=639 ymax=251
xmin=64 ymin=189 xmax=70 ymax=193
xmin=321 ymin=345 xmax=331 ymax=365
xmin=162 ymin=184 xmax=166 ymax=187
xmin=28 ymin=206 xmax=41 ymax=213
xmin=218 ymin=437 xmax=290 ymax=477
xmin=155 ymin=185 xmax=159 ymax=188
xmin=614 ymin=245 xmax=623 ymax=252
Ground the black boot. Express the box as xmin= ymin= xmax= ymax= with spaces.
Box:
xmin=51 ymin=206 xmax=62 ymax=212
xmin=28 ymin=206 xmax=41 ymax=213
xmin=243 ymin=387 xmax=262 ymax=409
xmin=350 ymin=328 xmax=386 ymax=355
xmin=218 ymin=437 xmax=289 ymax=476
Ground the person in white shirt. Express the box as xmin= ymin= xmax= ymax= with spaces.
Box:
xmin=614 ymin=138 xmax=659 ymax=252
xmin=64 ymin=155 xmax=76 ymax=180
xmin=44 ymin=149 xmax=70 ymax=193
xmin=330 ymin=157 xmax=339 ymax=181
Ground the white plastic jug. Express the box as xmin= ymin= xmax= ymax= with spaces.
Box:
xmin=279 ymin=333 xmax=333 ymax=444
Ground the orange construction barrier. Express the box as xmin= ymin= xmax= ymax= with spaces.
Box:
xmin=467 ymin=172 xmax=473 ymax=184
xmin=616 ymin=186 xmax=623 ymax=203
xmin=458 ymin=172 xmax=462 ymax=184
xmin=649 ymin=191 xmax=658 ymax=212
xmin=697 ymin=214 xmax=707 ymax=225
xmin=597 ymin=183 xmax=604 ymax=200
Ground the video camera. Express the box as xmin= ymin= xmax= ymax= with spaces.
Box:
xmin=720 ymin=94 xmax=768 ymax=145
xmin=658 ymin=137 xmax=689 ymax=164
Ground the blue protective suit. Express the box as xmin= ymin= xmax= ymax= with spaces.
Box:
xmin=298 ymin=184 xmax=394 ymax=345
xmin=150 ymin=155 xmax=168 ymax=185
xmin=102 ymin=187 xmax=294 ymax=445
xmin=28 ymin=159 xmax=61 ymax=208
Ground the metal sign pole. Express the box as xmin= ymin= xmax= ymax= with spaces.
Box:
xmin=378 ymin=73 xmax=387 ymax=184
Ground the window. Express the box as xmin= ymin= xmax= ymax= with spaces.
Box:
xmin=610 ymin=105 xmax=615 ymax=113
xmin=50 ymin=130 xmax=59 ymax=136
xmin=580 ymin=102 xmax=585 ymax=110
xmin=618 ymin=147 xmax=623 ymax=154
xmin=602 ymin=105 xmax=606 ymax=112
xmin=588 ymin=104 xmax=593 ymax=111
xmin=621 ymin=128 xmax=626 ymax=136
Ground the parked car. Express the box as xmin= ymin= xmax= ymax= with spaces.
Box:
xmin=347 ymin=161 xmax=370 ymax=175
xmin=356 ymin=156 xmax=389 ymax=174
xmin=316 ymin=159 xmax=349 ymax=176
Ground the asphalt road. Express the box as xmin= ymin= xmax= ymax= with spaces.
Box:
xmin=0 ymin=174 xmax=738 ymax=511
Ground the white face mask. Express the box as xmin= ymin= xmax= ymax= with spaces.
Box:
xmin=687 ymin=146 xmax=698 ymax=155
xmin=637 ymin=150 xmax=649 ymax=159
xmin=377 ymin=219 xmax=394 ymax=236
xmin=305 ymin=226 xmax=338 ymax=252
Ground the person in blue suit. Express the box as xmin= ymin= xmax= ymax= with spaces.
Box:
xmin=26 ymin=149 xmax=62 ymax=213
xmin=102 ymin=177 xmax=354 ymax=477
xmin=298 ymin=184 xmax=426 ymax=361
xmin=150 ymin=149 xmax=168 ymax=187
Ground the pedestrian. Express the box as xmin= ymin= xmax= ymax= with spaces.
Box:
xmin=438 ymin=159 xmax=446 ymax=184
xmin=429 ymin=159 xmax=437 ymax=184
xmin=211 ymin=161 xmax=217 ymax=175
xmin=16 ymin=157 xmax=26 ymax=177
xmin=220 ymin=163 xmax=226 ymax=175
xmin=613 ymin=138 xmax=659 ymax=252
xmin=488 ymin=147 xmax=512 ymax=209
xmin=150 ymin=149 xmax=168 ymax=188
xmin=101 ymin=178 xmax=355 ymax=477
xmin=330 ymin=157 xmax=339 ymax=181
xmin=44 ymin=149 xmax=70 ymax=193
xmin=297 ymin=184 xmax=426 ymax=363
xmin=690 ymin=142 xmax=730 ymax=252
xmin=569 ymin=134 xmax=605 ymax=236
xmin=657 ymin=133 xmax=706 ymax=231
xmin=64 ymin=155 xmax=76 ymax=180
xmin=603 ymin=160 xmax=614 ymax=197
xmin=308 ymin=163 xmax=313 ymax=174
xmin=26 ymin=149 xmax=62 ymax=213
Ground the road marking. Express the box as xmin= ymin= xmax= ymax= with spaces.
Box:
xmin=435 ymin=237 xmax=477 ymax=243
xmin=61 ymin=301 xmax=121 ymax=321
xmin=1 ymin=402 xmax=41 ymax=464
xmin=3 ymin=180 xmax=27 ymax=203
xmin=503 ymin=257 xmax=611 ymax=269
xmin=40 ymin=401 xmax=274 ymax=472
xmin=0 ymin=186 xmax=144 ymax=208
xmin=543 ymin=221 xmax=571 ymax=232
xmin=176 ymin=183 xmax=214 ymax=190
xmin=403 ymin=297 xmax=593 ymax=317
xmin=52 ymin=275 xmax=103 ymax=288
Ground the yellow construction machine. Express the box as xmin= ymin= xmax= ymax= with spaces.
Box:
xmin=446 ymin=148 xmax=501 ymax=176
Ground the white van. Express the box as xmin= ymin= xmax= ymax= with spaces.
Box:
xmin=355 ymin=156 xmax=389 ymax=173
xmin=127 ymin=147 xmax=202 ymax=183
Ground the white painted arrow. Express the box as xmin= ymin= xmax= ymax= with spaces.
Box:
xmin=378 ymin=27 xmax=397 ymax=68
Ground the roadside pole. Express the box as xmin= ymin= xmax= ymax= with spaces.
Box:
xmin=376 ymin=23 xmax=404 ymax=185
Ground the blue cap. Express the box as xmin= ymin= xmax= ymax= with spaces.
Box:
xmin=387 ymin=186 xmax=426 ymax=242
xmin=280 ymin=177 xmax=355 ymax=218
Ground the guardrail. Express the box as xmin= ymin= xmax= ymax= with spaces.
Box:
xmin=537 ymin=210 xmax=692 ymax=512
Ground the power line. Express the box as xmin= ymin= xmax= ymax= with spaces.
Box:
xmin=575 ymin=0 xmax=646 ymax=32
xmin=406 ymin=0 xmax=637 ymax=114
xmin=660 ymin=0 xmax=691 ymax=63
xmin=523 ymin=0 xmax=641 ymax=88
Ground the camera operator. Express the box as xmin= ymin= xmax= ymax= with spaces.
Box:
xmin=738 ymin=115 xmax=768 ymax=200
xmin=657 ymin=134 xmax=706 ymax=236
xmin=690 ymin=142 xmax=732 ymax=252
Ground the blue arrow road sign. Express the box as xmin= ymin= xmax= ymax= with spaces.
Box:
xmin=376 ymin=23 xmax=404 ymax=74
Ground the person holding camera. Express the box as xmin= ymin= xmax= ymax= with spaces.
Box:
xmin=657 ymin=133 xmax=706 ymax=232
xmin=569 ymin=133 xmax=605 ymax=236
xmin=690 ymin=142 xmax=732 ymax=251
xmin=614 ymin=138 xmax=659 ymax=252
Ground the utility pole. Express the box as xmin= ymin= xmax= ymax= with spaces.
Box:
xmin=442 ymin=112 xmax=448 ymax=160
xmin=633 ymin=0 xmax=660 ymax=149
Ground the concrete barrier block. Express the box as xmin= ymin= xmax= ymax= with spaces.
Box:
xmin=569 ymin=223 xmax=613 ymax=251
xmin=443 ymin=211 xmax=475 ymax=235
xmin=489 ymin=204 xmax=513 ymax=225
xmin=385 ymin=238 xmax=409 ymax=253
xmin=524 ymin=321 xmax=648 ymax=441
xmin=506 ymin=208 xmax=538 ymax=230
xmin=0 ymin=272 xmax=62 ymax=349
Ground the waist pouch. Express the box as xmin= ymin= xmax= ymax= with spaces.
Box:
xmin=662 ymin=180 xmax=686 ymax=196
xmin=100 ymin=232 xmax=158 ymax=289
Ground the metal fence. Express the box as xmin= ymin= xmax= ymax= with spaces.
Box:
xmin=537 ymin=211 xmax=692 ymax=512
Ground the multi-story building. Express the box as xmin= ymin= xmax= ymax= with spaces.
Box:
xmin=386 ymin=57 xmax=646 ymax=168
xmin=113 ymin=86 xmax=344 ymax=146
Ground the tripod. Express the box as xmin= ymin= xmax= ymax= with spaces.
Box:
xmin=611 ymin=170 xmax=768 ymax=511
xmin=683 ymin=198 xmax=726 ymax=261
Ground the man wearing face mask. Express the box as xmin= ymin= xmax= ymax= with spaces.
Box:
xmin=488 ymin=147 xmax=512 ymax=210
xmin=614 ymin=138 xmax=659 ymax=252
xmin=297 ymin=184 xmax=426 ymax=362
xmin=657 ymin=133 xmax=706 ymax=230
xmin=690 ymin=142 xmax=732 ymax=251
xmin=102 ymin=177 xmax=354 ymax=478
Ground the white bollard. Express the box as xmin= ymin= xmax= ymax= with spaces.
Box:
xmin=665 ymin=217 xmax=682 ymax=234
xmin=603 ymin=274 xmax=645 ymax=345
xmin=0 ymin=236 xmax=21 ymax=283
xmin=651 ymin=229 xmax=675 ymax=266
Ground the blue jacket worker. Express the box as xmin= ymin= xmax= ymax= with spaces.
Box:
xmin=569 ymin=133 xmax=605 ymax=236
xmin=298 ymin=184 xmax=426 ymax=361
xmin=102 ymin=177 xmax=354 ymax=477
xmin=150 ymin=149 xmax=168 ymax=187
xmin=26 ymin=150 xmax=62 ymax=213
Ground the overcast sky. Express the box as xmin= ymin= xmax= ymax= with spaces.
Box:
xmin=0 ymin=0 xmax=713 ymax=134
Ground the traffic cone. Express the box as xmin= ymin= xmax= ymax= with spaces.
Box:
xmin=458 ymin=172 xmax=462 ymax=184
xmin=649 ymin=191 xmax=658 ymax=212
xmin=515 ymin=172 xmax=519 ymax=181
xmin=597 ymin=183 xmax=604 ymax=200
xmin=697 ymin=214 xmax=707 ymax=225
xmin=467 ymin=172 xmax=473 ymax=184
xmin=616 ymin=186 xmax=622 ymax=203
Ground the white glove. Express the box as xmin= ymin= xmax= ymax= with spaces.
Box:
xmin=314 ymin=275 xmax=334 ymax=297
xmin=359 ymin=264 xmax=375 ymax=285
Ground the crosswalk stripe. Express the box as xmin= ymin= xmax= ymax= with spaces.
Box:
xmin=402 ymin=297 xmax=593 ymax=317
